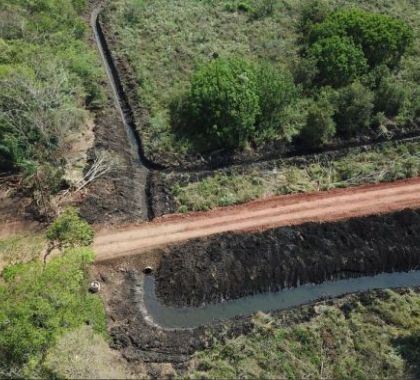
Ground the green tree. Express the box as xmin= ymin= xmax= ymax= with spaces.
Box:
xmin=184 ymin=58 xmax=260 ymax=149
xmin=308 ymin=35 xmax=368 ymax=87
xmin=298 ymin=0 xmax=331 ymax=37
xmin=310 ymin=9 xmax=413 ymax=68
xmin=46 ymin=208 xmax=94 ymax=249
xmin=374 ymin=76 xmax=409 ymax=117
xmin=334 ymin=82 xmax=374 ymax=137
xmin=255 ymin=63 xmax=298 ymax=141
xmin=299 ymin=97 xmax=336 ymax=148
xmin=0 ymin=248 xmax=105 ymax=377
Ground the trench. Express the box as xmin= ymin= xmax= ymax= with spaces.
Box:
xmin=91 ymin=7 xmax=158 ymax=219
xmin=138 ymin=271 xmax=420 ymax=329
xmin=91 ymin=7 xmax=143 ymax=166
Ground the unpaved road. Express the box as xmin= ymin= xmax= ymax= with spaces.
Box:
xmin=94 ymin=177 xmax=420 ymax=262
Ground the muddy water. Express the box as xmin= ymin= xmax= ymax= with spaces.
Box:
xmin=139 ymin=271 xmax=420 ymax=329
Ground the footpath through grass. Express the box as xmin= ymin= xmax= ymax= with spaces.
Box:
xmin=172 ymin=140 xmax=420 ymax=212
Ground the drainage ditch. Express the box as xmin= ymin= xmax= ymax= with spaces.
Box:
xmin=140 ymin=271 xmax=420 ymax=329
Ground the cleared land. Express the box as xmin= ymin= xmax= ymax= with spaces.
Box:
xmin=94 ymin=177 xmax=420 ymax=261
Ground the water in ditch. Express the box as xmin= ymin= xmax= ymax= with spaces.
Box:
xmin=140 ymin=271 xmax=420 ymax=329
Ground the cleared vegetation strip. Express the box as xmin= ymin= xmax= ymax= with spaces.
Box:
xmin=94 ymin=177 xmax=420 ymax=261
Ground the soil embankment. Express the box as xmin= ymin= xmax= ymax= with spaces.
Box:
xmin=80 ymin=7 xmax=150 ymax=224
xmin=156 ymin=209 xmax=420 ymax=306
xmin=94 ymin=254 xmax=420 ymax=376
xmin=94 ymin=177 xmax=420 ymax=261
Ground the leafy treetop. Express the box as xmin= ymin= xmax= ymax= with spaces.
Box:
xmin=46 ymin=208 xmax=94 ymax=248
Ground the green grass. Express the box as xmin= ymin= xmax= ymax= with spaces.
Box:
xmin=188 ymin=290 xmax=420 ymax=379
xmin=105 ymin=0 xmax=420 ymax=160
xmin=44 ymin=326 xmax=135 ymax=379
xmin=172 ymin=140 xmax=420 ymax=211
xmin=0 ymin=234 xmax=45 ymax=268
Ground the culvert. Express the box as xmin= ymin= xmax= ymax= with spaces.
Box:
xmin=143 ymin=266 xmax=154 ymax=275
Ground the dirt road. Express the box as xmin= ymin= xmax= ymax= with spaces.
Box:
xmin=94 ymin=177 xmax=420 ymax=262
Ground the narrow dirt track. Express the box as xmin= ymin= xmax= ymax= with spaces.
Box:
xmin=94 ymin=177 xmax=420 ymax=262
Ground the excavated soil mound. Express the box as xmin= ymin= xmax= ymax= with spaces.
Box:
xmin=156 ymin=209 xmax=420 ymax=307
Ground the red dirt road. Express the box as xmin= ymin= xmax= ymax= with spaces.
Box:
xmin=94 ymin=178 xmax=420 ymax=262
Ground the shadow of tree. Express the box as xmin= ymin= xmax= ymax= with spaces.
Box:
xmin=393 ymin=334 xmax=420 ymax=378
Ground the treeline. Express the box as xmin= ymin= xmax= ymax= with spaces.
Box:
xmin=0 ymin=0 xmax=104 ymax=193
xmin=172 ymin=3 xmax=420 ymax=151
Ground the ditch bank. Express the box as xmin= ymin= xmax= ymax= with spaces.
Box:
xmin=94 ymin=259 xmax=420 ymax=376
xmin=156 ymin=209 xmax=420 ymax=306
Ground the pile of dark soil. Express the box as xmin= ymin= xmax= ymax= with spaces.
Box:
xmin=156 ymin=209 xmax=420 ymax=306
xmin=80 ymin=107 xmax=149 ymax=224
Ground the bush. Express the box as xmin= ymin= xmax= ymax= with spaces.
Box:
xmin=310 ymin=9 xmax=413 ymax=68
xmin=255 ymin=63 xmax=298 ymax=141
xmin=250 ymin=0 xmax=276 ymax=20
xmin=333 ymin=82 xmax=374 ymax=137
xmin=298 ymin=0 xmax=331 ymax=36
xmin=182 ymin=58 xmax=260 ymax=149
xmin=0 ymin=0 xmax=104 ymax=180
xmin=46 ymin=208 xmax=94 ymax=248
xmin=299 ymin=97 xmax=336 ymax=148
xmin=374 ymin=76 xmax=409 ymax=117
xmin=308 ymin=35 xmax=368 ymax=87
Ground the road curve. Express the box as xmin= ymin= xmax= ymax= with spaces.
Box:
xmin=94 ymin=177 xmax=420 ymax=262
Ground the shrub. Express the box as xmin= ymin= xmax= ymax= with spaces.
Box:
xmin=333 ymin=82 xmax=374 ymax=137
xmin=46 ymin=208 xmax=94 ymax=248
xmin=308 ymin=35 xmax=368 ymax=87
xmin=250 ymin=0 xmax=276 ymax=20
xmin=223 ymin=1 xmax=252 ymax=13
xmin=299 ymin=96 xmax=336 ymax=148
xmin=0 ymin=64 xmax=87 ymax=172
xmin=293 ymin=56 xmax=319 ymax=89
xmin=374 ymin=76 xmax=409 ymax=117
xmin=298 ymin=0 xmax=331 ymax=36
xmin=310 ymin=9 xmax=413 ymax=68
xmin=0 ymin=0 xmax=104 ymax=181
xmin=255 ymin=63 xmax=298 ymax=141
xmin=182 ymin=58 xmax=260 ymax=149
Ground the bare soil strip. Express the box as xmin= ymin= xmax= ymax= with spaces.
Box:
xmin=94 ymin=177 xmax=420 ymax=261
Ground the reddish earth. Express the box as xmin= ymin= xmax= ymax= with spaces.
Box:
xmin=94 ymin=177 xmax=420 ymax=262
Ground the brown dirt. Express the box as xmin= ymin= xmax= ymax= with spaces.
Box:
xmin=94 ymin=177 xmax=420 ymax=262
xmin=0 ymin=178 xmax=42 ymax=238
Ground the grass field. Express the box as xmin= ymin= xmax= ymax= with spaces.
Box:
xmin=105 ymin=0 xmax=420 ymax=161
xmin=171 ymin=140 xmax=420 ymax=212
xmin=189 ymin=290 xmax=420 ymax=379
